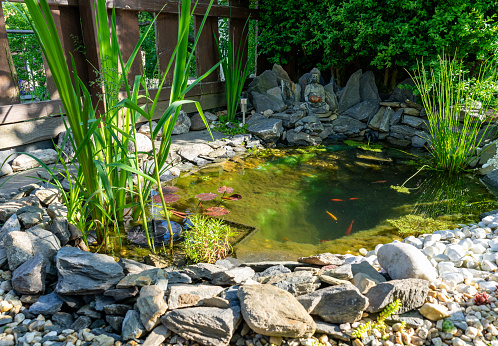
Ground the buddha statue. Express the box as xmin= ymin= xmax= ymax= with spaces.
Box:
xmin=304 ymin=68 xmax=331 ymax=117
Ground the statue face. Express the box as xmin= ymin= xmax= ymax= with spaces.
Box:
xmin=311 ymin=73 xmax=319 ymax=83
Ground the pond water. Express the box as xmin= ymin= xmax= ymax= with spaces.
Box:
xmin=147 ymin=143 xmax=498 ymax=262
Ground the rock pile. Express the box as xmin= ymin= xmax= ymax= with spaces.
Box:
xmin=2 ymin=182 xmax=498 ymax=345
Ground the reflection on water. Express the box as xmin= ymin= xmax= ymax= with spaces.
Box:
xmin=102 ymin=144 xmax=498 ymax=262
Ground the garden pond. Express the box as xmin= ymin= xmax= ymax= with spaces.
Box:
xmin=107 ymin=143 xmax=498 ymax=262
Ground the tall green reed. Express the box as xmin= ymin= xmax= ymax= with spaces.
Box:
xmin=20 ymin=0 xmax=217 ymax=253
xmin=215 ymin=20 xmax=251 ymax=122
xmin=410 ymin=55 xmax=498 ymax=172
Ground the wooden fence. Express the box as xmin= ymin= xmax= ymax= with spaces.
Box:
xmin=0 ymin=0 xmax=259 ymax=150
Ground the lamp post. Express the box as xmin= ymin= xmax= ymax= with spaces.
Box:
xmin=240 ymin=98 xmax=248 ymax=124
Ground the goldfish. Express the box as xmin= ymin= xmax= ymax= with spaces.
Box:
xmin=320 ymin=239 xmax=332 ymax=243
xmin=283 ymin=237 xmax=290 ymax=242
xmin=349 ymin=197 xmax=361 ymax=200
xmin=326 ymin=210 xmax=337 ymax=220
xmin=345 ymin=220 xmax=354 ymax=236
xmin=331 ymin=199 xmax=344 ymax=202
xmin=373 ymin=180 xmax=387 ymax=183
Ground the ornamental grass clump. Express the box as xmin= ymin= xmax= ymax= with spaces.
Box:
xmin=20 ymin=0 xmax=217 ymax=254
xmin=410 ymin=55 xmax=498 ymax=172
xmin=183 ymin=215 xmax=237 ymax=264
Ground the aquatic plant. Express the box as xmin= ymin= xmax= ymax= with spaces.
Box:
xmin=183 ymin=215 xmax=237 ymax=263
xmin=475 ymin=291 xmax=490 ymax=305
xmin=22 ymin=0 xmax=217 ymax=253
xmin=387 ymin=215 xmax=456 ymax=237
xmin=215 ymin=19 xmax=251 ymax=122
xmin=352 ymin=299 xmax=402 ymax=339
xmin=410 ymin=54 xmax=498 ymax=172
xmin=344 ymin=140 xmax=383 ymax=153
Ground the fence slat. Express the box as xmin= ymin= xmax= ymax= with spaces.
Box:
xmin=195 ymin=0 xmax=219 ymax=83
xmin=0 ymin=2 xmax=20 ymax=106
xmin=155 ymin=13 xmax=178 ymax=85
xmin=229 ymin=0 xmax=249 ymax=73
xmin=114 ymin=9 xmax=142 ymax=86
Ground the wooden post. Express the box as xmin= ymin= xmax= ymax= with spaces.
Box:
xmin=194 ymin=0 xmax=219 ymax=82
xmin=0 ymin=2 xmax=20 ymax=105
xmin=113 ymin=9 xmax=142 ymax=87
xmin=155 ymin=12 xmax=178 ymax=86
xmin=228 ymin=0 xmax=249 ymax=72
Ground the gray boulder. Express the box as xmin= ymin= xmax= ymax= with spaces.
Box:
xmin=369 ymin=107 xmax=386 ymax=130
xmin=137 ymin=285 xmax=168 ymax=331
xmin=351 ymin=262 xmax=386 ymax=283
xmin=71 ymin=316 xmax=92 ymax=331
xmin=390 ymin=125 xmax=418 ymax=140
xmin=27 ymin=227 xmax=61 ymax=273
xmin=11 ymin=149 xmax=58 ymax=172
xmin=5 ymin=231 xmax=34 ymax=271
xmin=482 ymin=170 xmax=498 ymax=194
xmin=379 ymin=107 xmax=394 ymax=132
xmin=212 ymin=267 xmax=255 ymax=285
xmin=118 ymin=258 xmax=155 ymax=275
xmin=190 ymin=112 xmax=217 ymax=131
xmin=272 ymin=64 xmax=291 ymax=82
xmin=0 ymin=213 xmax=21 ymax=246
xmin=247 ymin=115 xmax=284 ymax=143
xmin=338 ymin=69 xmax=362 ymax=114
xmin=390 ymin=109 xmax=403 ymax=125
xmin=402 ymin=115 xmax=425 ymax=128
xmin=365 ymin=279 xmax=429 ymax=313
xmin=286 ymin=132 xmax=322 ymax=146
xmin=122 ymin=310 xmax=146 ymax=340
xmin=161 ymin=306 xmax=241 ymax=346
xmin=324 ymin=83 xmax=338 ymax=112
xmin=297 ymin=284 xmax=368 ymax=323
xmin=55 ymin=247 xmax=125 ymax=295
xmin=341 ymin=99 xmax=380 ymax=122
xmin=0 ymin=163 xmax=12 ymax=177
xmin=377 ymin=243 xmax=437 ymax=281
xmin=237 ymin=284 xmax=315 ymax=338
xmin=129 ymin=133 xmax=153 ymax=153
xmin=251 ymin=92 xmax=286 ymax=114
xmin=12 ymin=253 xmax=47 ymax=295
xmin=0 ymin=195 xmax=40 ymax=222
xmin=331 ymin=116 xmax=367 ymax=136
xmin=168 ymin=284 xmax=224 ymax=309
xmin=17 ymin=206 xmax=44 ymax=229
xmin=298 ymin=253 xmax=347 ymax=266
xmin=28 ymin=292 xmax=63 ymax=315
xmin=259 ymin=271 xmax=321 ymax=296
xmin=49 ymin=217 xmax=70 ymax=246
xmin=248 ymin=70 xmax=279 ymax=94
xmin=359 ymin=71 xmax=381 ymax=102
xmin=183 ymin=263 xmax=225 ymax=281
xmin=172 ymin=110 xmax=191 ymax=135
xmin=255 ymin=264 xmax=291 ymax=280
xmin=387 ymin=78 xmax=415 ymax=102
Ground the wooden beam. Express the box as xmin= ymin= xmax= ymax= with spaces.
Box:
xmin=0 ymin=116 xmax=65 ymax=150
xmin=155 ymin=12 xmax=178 ymax=85
xmin=0 ymin=2 xmax=20 ymax=105
xmin=194 ymin=0 xmax=219 ymax=83
xmin=229 ymin=0 xmax=249 ymax=72
xmin=113 ymin=9 xmax=142 ymax=86
xmin=0 ymin=100 xmax=64 ymax=125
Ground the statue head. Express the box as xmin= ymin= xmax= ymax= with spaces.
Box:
xmin=310 ymin=68 xmax=320 ymax=83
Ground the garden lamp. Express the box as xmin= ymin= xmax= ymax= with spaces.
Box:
xmin=240 ymin=98 xmax=248 ymax=124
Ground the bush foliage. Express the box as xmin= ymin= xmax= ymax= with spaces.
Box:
xmin=258 ymin=0 xmax=498 ymax=84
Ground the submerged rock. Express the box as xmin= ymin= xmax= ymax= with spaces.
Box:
xmin=237 ymin=284 xmax=315 ymax=338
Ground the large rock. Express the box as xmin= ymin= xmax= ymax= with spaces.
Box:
xmin=324 ymin=83 xmax=338 ymax=112
xmin=337 ymin=69 xmax=362 ymax=114
xmin=377 ymin=243 xmax=437 ymax=281
xmin=247 ymin=115 xmax=284 ymax=143
xmin=248 ymin=70 xmax=279 ymax=94
xmin=12 ymin=253 xmax=47 ymax=295
xmin=118 ymin=258 xmax=155 ymax=275
xmin=272 ymin=64 xmax=291 ymax=82
xmin=49 ymin=217 xmax=70 ymax=246
xmin=183 ymin=263 xmax=225 ymax=280
xmin=0 ymin=196 xmax=40 ymax=222
xmin=0 ymin=213 xmax=21 ymax=246
xmin=28 ymin=292 xmax=63 ymax=315
xmin=190 ymin=112 xmax=217 ymax=131
xmin=482 ymin=170 xmax=498 ymax=195
xmin=0 ymin=163 xmax=12 ymax=177
xmin=137 ymin=285 xmax=168 ymax=331
xmin=17 ymin=206 xmax=44 ymax=228
xmin=379 ymin=107 xmax=394 ymax=133
xmin=161 ymin=306 xmax=241 ymax=346
xmin=55 ymin=247 xmax=125 ymax=294
xmin=298 ymin=253 xmax=347 ymax=266
xmin=369 ymin=107 xmax=386 ymax=130
xmin=341 ymin=99 xmax=380 ymax=122
xmin=5 ymin=231 xmax=34 ymax=271
xmin=297 ymin=284 xmax=368 ymax=323
xmin=211 ymin=267 xmax=255 ymax=285
xmin=35 ymin=188 xmax=61 ymax=206
xmin=259 ymin=271 xmax=320 ymax=296
xmin=270 ymin=111 xmax=306 ymax=129
xmin=27 ymin=227 xmax=61 ymax=273
xmin=122 ymin=310 xmax=146 ymax=340
xmin=332 ymin=116 xmax=367 ymax=136
xmin=172 ymin=110 xmax=191 ymax=135
xmin=177 ymin=143 xmax=213 ymax=162
xmin=11 ymin=149 xmax=58 ymax=172
xmin=129 ymin=133 xmax=153 ymax=153
xmin=364 ymin=279 xmax=429 ymax=313
xmin=237 ymin=284 xmax=315 ymax=338
xmin=251 ymin=92 xmax=286 ymax=114
xmin=359 ymin=71 xmax=381 ymax=102
xmin=168 ymin=284 xmax=224 ymax=309
xmin=286 ymin=132 xmax=322 ymax=146
xmin=387 ymin=78 xmax=415 ymax=102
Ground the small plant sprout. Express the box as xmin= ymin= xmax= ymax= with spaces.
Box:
xmin=352 ymin=299 xmax=402 ymax=339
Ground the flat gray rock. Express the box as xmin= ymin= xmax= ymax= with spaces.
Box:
xmin=248 ymin=70 xmax=279 ymax=94
xmin=137 ymin=285 xmax=168 ymax=331
xmin=338 ymin=69 xmax=362 ymax=114
xmin=5 ymin=230 xmax=34 ymax=271
xmin=161 ymin=306 xmax=241 ymax=346
xmin=28 ymin=292 xmax=63 ymax=315
xmin=12 ymin=253 xmax=46 ymax=295
xmin=377 ymin=243 xmax=437 ymax=281
xmin=254 ymin=264 xmax=291 ymax=280
xmin=183 ymin=263 xmax=225 ymax=281
xmin=237 ymin=284 xmax=315 ymax=338
xmin=364 ymin=279 xmax=429 ymax=313
xmin=55 ymin=247 xmax=125 ymax=295
xmin=341 ymin=99 xmax=379 ymax=122
xmin=27 ymin=227 xmax=61 ymax=273
xmin=0 ymin=213 xmax=20 ymax=246
xmin=259 ymin=271 xmax=321 ymax=296
xmin=122 ymin=310 xmax=146 ymax=341
xmin=351 ymin=262 xmax=386 ymax=283
xmin=118 ymin=258 xmax=155 ymax=275
xmin=297 ymin=284 xmax=368 ymax=324
xmin=49 ymin=217 xmax=70 ymax=246
xmin=314 ymin=320 xmax=350 ymax=342
xmin=0 ymin=195 xmax=40 ymax=222
xmin=168 ymin=284 xmax=224 ymax=309
xmin=247 ymin=114 xmax=284 ymax=143
xmin=252 ymin=92 xmax=287 ymax=114
xmin=298 ymin=253 xmax=347 ymax=266
xmin=331 ymin=116 xmax=367 ymax=136
xmin=211 ymin=267 xmax=255 ymax=286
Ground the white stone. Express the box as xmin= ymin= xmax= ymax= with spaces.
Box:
xmin=440 ymin=272 xmax=464 ymax=284
xmin=455 ymin=231 xmax=466 ymax=239
xmin=423 ymin=246 xmax=440 ymax=257
xmin=479 ymin=281 xmax=498 ymax=291
xmin=473 ymin=228 xmax=487 ymax=239
xmin=471 ymin=244 xmax=487 ymax=254
xmin=438 ymin=261 xmax=456 ymax=274
xmin=444 ymin=244 xmax=466 ymax=261
xmin=489 ymin=239 xmax=498 ymax=251
xmin=456 ymin=284 xmax=477 ymax=295
xmin=129 ymin=133 xmax=153 ymax=153
xmin=482 ymin=216 xmax=498 ymax=226
xmin=425 ymin=234 xmax=442 ymax=243
xmin=11 ymin=149 xmax=58 ymax=172
xmin=434 ymin=230 xmax=455 ymax=240
xmin=404 ymin=236 xmax=423 ymax=249
xmin=482 ymin=260 xmax=498 ymax=272
xmin=459 ymin=238 xmax=474 ymax=250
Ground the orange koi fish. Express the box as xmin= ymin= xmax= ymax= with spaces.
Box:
xmin=320 ymin=239 xmax=332 ymax=243
xmin=331 ymin=199 xmax=344 ymax=202
xmin=345 ymin=220 xmax=354 ymax=236
xmin=373 ymin=180 xmax=387 ymax=183
xmin=349 ymin=198 xmax=361 ymax=200
xmin=326 ymin=211 xmax=338 ymax=221
xmin=283 ymin=237 xmax=290 ymax=242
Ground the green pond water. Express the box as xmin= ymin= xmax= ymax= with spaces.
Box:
xmin=103 ymin=143 xmax=498 ymax=263
xmin=142 ymin=143 xmax=497 ymax=262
